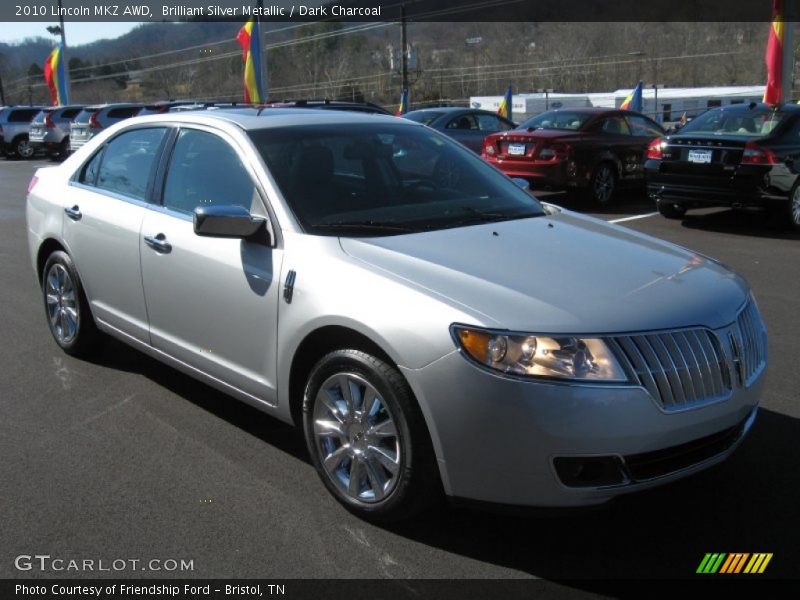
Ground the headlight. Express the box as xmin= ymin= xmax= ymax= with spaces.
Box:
xmin=452 ymin=325 xmax=628 ymax=382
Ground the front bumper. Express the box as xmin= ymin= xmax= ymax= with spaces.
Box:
xmin=402 ymin=327 xmax=763 ymax=508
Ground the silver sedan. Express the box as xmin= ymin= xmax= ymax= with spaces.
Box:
xmin=26 ymin=109 xmax=766 ymax=521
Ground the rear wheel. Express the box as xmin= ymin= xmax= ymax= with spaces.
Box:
xmin=589 ymin=162 xmax=617 ymax=205
xmin=657 ymin=200 xmax=687 ymax=220
xmin=13 ymin=135 xmax=34 ymax=159
xmin=303 ymin=349 xmax=440 ymax=522
xmin=788 ymin=185 xmax=800 ymax=231
xmin=42 ymin=251 xmax=99 ymax=357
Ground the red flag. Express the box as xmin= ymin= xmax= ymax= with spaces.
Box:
xmin=764 ymin=0 xmax=783 ymax=105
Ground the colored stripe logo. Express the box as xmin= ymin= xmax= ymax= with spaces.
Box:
xmin=697 ymin=553 xmax=773 ymax=574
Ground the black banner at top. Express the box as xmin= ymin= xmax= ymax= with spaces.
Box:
xmin=0 ymin=0 xmax=777 ymax=23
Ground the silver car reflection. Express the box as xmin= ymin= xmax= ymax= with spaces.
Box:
xmin=26 ymin=109 xmax=766 ymax=521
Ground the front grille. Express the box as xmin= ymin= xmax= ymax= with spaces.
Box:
xmin=735 ymin=298 xmax=767 ymax=387
xmin=612 ymin=329 xmax=731 ymax=410
xmin=624 ymin=416 xmax=747 ymax=481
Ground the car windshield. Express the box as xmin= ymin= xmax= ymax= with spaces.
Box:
xmin=249 ymin=123 xmax=545 ymax=236
xmin=403 ymin=111 xmax=446 ymax=126
xmin=678 ymin=107 xmax=789 ymax=136
xmin=517 ymin=111 xmax=592 ymax=131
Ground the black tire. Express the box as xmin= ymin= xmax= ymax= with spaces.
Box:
xmin=303 ymin=349 xmax=440 ymax=522
xmin=51 ymin=138 xmax=70 ymax=161
xmin=657 ymin=200 xmax=687 ymax=220
xmin=588 ymin=162 xmax=617 ymax=205
xmin=785 ymin=184 xmax=800 ymax=231
xmin=12 ymin=135 xmax=34 ymax=160
xmin=41 ymin=251 xmax=99 ymax=357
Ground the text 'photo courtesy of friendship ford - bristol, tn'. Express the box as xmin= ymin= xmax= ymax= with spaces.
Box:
xmin=26 ymin=107 xmax=767 ymax=521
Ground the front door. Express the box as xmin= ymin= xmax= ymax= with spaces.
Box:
xmin=140 ymin=127 xmax=282 ymax=404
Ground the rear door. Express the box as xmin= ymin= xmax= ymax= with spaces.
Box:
xmin=64 ymin=126 xmax=168 ymax=342
xmin=592 ymin=115 xmax=643 ymax=181
xmin=444 ymin=113 xmax=484 ymax=153
xmin=624 ymin=114 xmax=665 ymax=180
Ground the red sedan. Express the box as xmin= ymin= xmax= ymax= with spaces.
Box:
xmin=482 ymin=108 xmax=664 ymax=204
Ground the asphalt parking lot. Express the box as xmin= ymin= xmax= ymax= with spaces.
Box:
xmin=1 ymin=158 xmax=798 ymax=586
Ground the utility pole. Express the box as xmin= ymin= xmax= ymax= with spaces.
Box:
xmin=400 ymin=4 xmax=408 ymax=94
xmin=57 ymin=0 xmax=71 ymax=103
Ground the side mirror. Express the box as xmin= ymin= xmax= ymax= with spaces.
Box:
xmin=512 ymin=177 xmax=530 ymax=192
xmin=193 ymin=205 xmax=269 ymax=241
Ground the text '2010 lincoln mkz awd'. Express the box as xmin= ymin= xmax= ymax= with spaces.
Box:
xmin=26 ymin=109 xmax=766 ymax=521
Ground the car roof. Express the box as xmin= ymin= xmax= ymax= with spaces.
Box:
xmin=83 ymin=103 xmax=143 ymax=111
xmin=126 ymin=107 xmax=410 ymax=131
xmin=709 ymin=102 xmax=800 ymax=112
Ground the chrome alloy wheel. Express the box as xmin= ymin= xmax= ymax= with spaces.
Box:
xmin=792 ymin=186 xmax=800 ymax=226
xmin=17 ymin=138 xmax=34 ymax=159
xmin=593 ymin=164 xmax=615 ymax=204
xmin=45 ymin=263 xmax=79 ymax=344
xmin=312 ymin=373 xmax=401 ymax=503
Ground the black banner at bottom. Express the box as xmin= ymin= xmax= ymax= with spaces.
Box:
xmin=2 ymin=579 xmax=799 ymax=600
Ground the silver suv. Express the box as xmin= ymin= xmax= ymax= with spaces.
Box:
xmin=0 ymin=106 xmax=43 ymax=159
xmin=26 ymin=110 xmax=766 ymax=521
xmin=69 ymin=103 xmax=143 ymax=153
xmin=29 ymin=105 xmax=84 ymax=159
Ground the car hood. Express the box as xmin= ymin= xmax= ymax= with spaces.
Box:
xmin=339 ymin=211 xmax=748 ymax=333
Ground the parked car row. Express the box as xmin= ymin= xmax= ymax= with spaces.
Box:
xmin=1 ymin=101 xmax=254 ymax=161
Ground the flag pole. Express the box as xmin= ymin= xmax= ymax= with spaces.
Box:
xmin=57 ymin=0 xmax=70 ymax=104
xmin=782 ymin=0 xmax=795 ymax=102
xmin=257 ymin=0 xmax=268 ymax=101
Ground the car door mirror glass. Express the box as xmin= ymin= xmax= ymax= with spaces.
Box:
xmin=193 ymin=205 xmax=269 ymax=241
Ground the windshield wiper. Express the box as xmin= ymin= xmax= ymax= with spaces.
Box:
xmin=444 ymin=208 xmax=542 ymax=228
xmin=311 ymin=219 xmax=417 ymax=233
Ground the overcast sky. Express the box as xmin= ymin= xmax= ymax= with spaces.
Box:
xmin=0 ymin=22 xmax=144 ymax=46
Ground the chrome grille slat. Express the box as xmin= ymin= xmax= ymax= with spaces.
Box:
xmin=683 ymin=331 xmax=712 ymax=398
xmin=633 ymin=336 xmax=675 ymax=406
xmin=614 ymin=328 xmax=731 ymax=411
xmin=660 ymin=332 xmax=696 ymax=402
xmin=736 ymin=299 xmax=767 ymax=386
xmin=676 ymin=331 xmax=707 ymax=400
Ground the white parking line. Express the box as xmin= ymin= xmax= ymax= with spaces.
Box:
xmin=608 ymin=212 xmax=659 ymax=224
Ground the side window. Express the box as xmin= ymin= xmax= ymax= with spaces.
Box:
xmin=9 ymin=110 xmax=36 ymax=123
xmin=626 ymin=115 xmax=664 ymax=137
xmin=598 ymin=117 xmax=631 ymax=135
xmin=163 ymin=129 xmax=258 ymax=215
xmin=78 ymin=149 xmax=104 ymax=185
xmin=476 ymin=114 xmax=507 ymax=132
xmin=61 ymin=108 xmax=81 ymax=120
xmin=446 ymin=115 xmax=478 ymax=130
xmin=96 ymin=128 xmax=166 ymax=200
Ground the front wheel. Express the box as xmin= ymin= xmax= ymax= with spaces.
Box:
xmin=657 ymin=200 xmax=687 ymax=220
xmin=42 ymin=251 xmax=99 ymax=357
xmin=303 ymin=349 xmax=439 ymax=522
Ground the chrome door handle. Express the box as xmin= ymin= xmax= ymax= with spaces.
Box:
xmin=64 ymin=205 xmax=82 ymax=221
xmin=144 ymin=234 xmax=172 ymax=253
